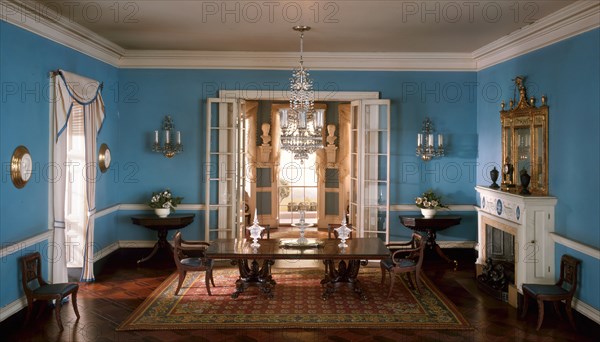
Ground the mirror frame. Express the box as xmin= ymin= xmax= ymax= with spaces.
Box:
xmin=500 ymin=76 xmax=549 ymax=195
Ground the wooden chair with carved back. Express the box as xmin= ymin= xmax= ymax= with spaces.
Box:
xmin=21 ymin=252 xmax=80 ymax=331
xmin=173 ymin=232 xmax=215 ymax=296
xmin=521 ymin=254 xmax=581 ymax=331
xmin=380 ymin=233 xmax=425 ymax=297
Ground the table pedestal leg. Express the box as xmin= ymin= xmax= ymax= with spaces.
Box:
xmin=231 ymin=259 xmax=275 ymax=299
xmin=321 ymin=259 xmax=368 ymax=300
xmin=137 ymin=229 xmax=171 ymax=264
xmin=426 ymin=230 xmax=458 ymax=270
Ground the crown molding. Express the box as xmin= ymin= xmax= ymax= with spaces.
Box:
xmin=1 ymin=0 xmax=123 ymax=66
xmin=2 ymin=0 xmax=598 ymax=71
xmin=120 ymin=50 xmax=475 ymax=71
xmin=473 ymin=1 xmax=600 ymax=70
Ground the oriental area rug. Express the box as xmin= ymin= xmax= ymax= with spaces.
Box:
xmin=117 ymin=267 xmax=471 ymax=330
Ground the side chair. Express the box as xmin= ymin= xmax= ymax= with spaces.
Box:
xmin=521 ymin=254 xmax=581 ymax=331
xmin=21 ymin=252 xmax=80 ymax=331
xmin=173 ymin=232 xmax=215 ymax=295
xmin=380 ymin=233 xmax=425 ymax=297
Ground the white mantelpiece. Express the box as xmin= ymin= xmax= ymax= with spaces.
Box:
xmin=475 ymin=186 xmax=557 ymax=294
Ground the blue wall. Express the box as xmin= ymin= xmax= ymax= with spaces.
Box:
xmin=0 ymin=21 xmax=120 ymax=307
xmin=116 ymin=69 xmax=478 ymax=241
xmin=477 ymin=28 xmax=600 ymax=310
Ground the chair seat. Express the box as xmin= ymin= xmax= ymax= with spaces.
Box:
xmin=181 ymin=257 xmax=213 ymax=268
xmin=32 ymin=283 xmax=78 ymax=297
xmin=522 ymin=283 xmax=569 ymax=296
xmin=381 ymin=258 xmax=416 ymax=270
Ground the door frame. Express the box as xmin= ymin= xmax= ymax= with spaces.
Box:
xmin=217 ymin=90 xmax=382 ymax=232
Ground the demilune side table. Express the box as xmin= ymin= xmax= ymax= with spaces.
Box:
xmin=130 ymin=214 xmax=195 ymax=264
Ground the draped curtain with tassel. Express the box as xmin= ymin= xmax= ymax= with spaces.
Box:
xmin=52 ymin=70 xmax=105 ymax=283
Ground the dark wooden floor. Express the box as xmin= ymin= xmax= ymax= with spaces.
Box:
xmin=2 ymin=241 xmax=599 ymax=341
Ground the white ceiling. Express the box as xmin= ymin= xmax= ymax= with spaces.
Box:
xmin=34 ymin=0 xmax=576 ymax=53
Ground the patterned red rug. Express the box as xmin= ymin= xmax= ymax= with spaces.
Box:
xmin=117 ymin=267 xmax=471 ymax=330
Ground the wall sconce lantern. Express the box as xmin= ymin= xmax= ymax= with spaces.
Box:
xmin=416 ymin=117 xmax=444 ymax=162
xmin=152 ymin=115 xmax=183 ymax=158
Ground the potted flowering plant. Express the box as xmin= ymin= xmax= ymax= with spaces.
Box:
xmin=415 ymin=190 xmax=448 ymax=218
xmin=148 ymin=189 xmax=183 ymax=217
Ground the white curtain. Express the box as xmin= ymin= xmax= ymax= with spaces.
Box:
xmin=52 ymin=70 xmax=105 ymax=283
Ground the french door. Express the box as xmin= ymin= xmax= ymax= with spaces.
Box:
xmin=350 ymin=100 xmax=390 ymax=241
xmin=206 ymin=91 xmax=390 ymax=242
xmin=204 ymin=98 xmax=246 ymax=240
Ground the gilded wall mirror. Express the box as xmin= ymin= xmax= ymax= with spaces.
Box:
xmin=500 ymin=76 xmax=549 ymax=195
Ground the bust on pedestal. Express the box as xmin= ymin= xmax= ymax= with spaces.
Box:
xmin=325 ymin=124 xmax=338 ymax=167
xmin=258 ymin=122 xmax=272 ymax=163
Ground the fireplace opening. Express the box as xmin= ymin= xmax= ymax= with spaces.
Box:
xmin=477 ymin=225 xmax=515 ymax=302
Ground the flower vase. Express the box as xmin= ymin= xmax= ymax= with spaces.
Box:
xmin=154 ymin=208 xmax=170 ymax=218
xmin=421 ymin=208 xmax=437 ymax=219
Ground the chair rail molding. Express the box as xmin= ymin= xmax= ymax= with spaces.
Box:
xmin=550 ymin=233 xmax=600 ymax=260
xmin=0 ymin=230 xmax=52 ymax=259
xmin=390 ymin=204 xmax=476 ymax=212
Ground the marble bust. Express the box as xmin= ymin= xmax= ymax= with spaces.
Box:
xmin=326 ymin=124 xmax=337 ymax=145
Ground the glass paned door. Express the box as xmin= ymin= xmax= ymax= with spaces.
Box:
xmin=205 ymin=98 xmax=245 ymax=240
xmin=350 ymin=100 xmax=390 ymax=241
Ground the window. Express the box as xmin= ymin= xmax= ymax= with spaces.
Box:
xmin=278 ymin=150 xmax=318 ymax=225
xmin=65 ymin=103 xmax=86 ymax=268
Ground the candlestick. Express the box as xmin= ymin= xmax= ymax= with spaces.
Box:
xmin=428 ymin=134 xmax=434 ymax=147
xmin=438 ymin=134 xmax=443 ymax=147
xmin=154 ymin=130 xmax=159 ymax=144
xmin=417 ymin=133 xmax=422 ymax=147
xmin=165 ymin=130 xmax=170 ymax=144
xmin=298 ymin=110 xmax=306 ymax=129
xmin=176 ymin=131 xmax=181 ymax=145
xmin=280 ymin=109 xmax=288 ymax=128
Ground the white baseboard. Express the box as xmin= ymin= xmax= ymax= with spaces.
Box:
xmin=93 ymin=242 xmax=120 ymax=263
xmin=118 ymin=240 xmax=162 ymax=249
xmin=0 ymin=296 xmax=27 ymax=322
xmin=438 ymin=241 xmax=476 ymax=249
xmin=573 ymin=297 xmax=600 ymax=325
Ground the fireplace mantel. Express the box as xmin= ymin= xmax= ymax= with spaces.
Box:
xmin=475 ymin=186 xmax=557 ymax=297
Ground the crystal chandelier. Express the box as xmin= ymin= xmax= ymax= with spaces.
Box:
xmin=279 ymin=26 xmax=324 ymax=162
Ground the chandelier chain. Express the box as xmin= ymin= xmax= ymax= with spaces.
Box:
xmin=279 ymin=26 xmax=323 ymax=162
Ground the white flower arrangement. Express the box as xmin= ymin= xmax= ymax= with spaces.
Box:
xmin=415 ymin=190 xmax=447 ymax=209
xmin=148 ymin=189 xmax=183 ymax=211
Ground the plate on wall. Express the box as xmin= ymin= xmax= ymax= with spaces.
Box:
xmin=98 ymin=143 xmax=111 ymax=173
xmin=11 ymin=145 xmax=32 ymax=188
